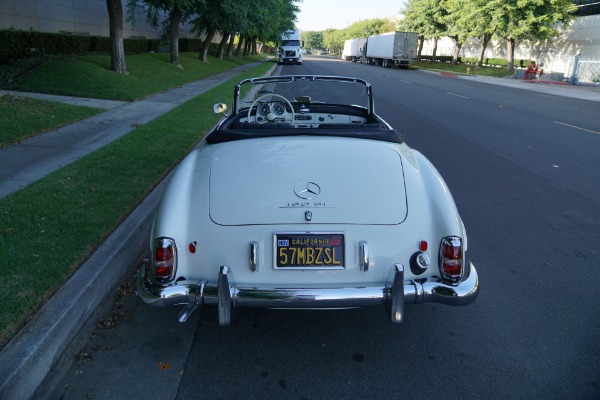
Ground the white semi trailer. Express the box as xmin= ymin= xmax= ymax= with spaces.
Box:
xmin=362 ymin=31 xmax=419 ymax=68
xmin=341 ymin=38 xmax=367 ymax=62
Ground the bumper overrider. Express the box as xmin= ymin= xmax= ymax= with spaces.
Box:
xmin=137 ymin=262 xmax=479 ymax=325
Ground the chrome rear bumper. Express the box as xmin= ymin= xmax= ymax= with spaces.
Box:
xmin=137 ymin=262 xmax=479 ymax=325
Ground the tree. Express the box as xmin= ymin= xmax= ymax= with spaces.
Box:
xmin=401 ymin=0 xmax=448 ymax=62
xmin=226 ymin=33 xmax=236 ymax=57
xmin=303 ymin=31 xmax=324 ymax=51
xmin=216 ymin=0 xmax=247 ymax=59
xmin=444 ymin=0 xmax=467 ymax=65
xmin=346 ymin=18 xmax=391 ymax=39
xmin=444 ymin=0 xmax=496 ymax=67
xmin=323 ymin=29 xmax=345 ymax=54
xmin=127 ymin=0 xmax=195 ymax=67
xmin=487 ymin=0 xmax=576 ymax=71
xmin=191 ymin=0 xmax=221 ymax=62
xmin=216 ymin=32 xmax=230 ymax=59
xmin=107 ymin=0 xmax=128 ymax=74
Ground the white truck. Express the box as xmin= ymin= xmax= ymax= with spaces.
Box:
xmin=361 ymin=31 xmax=419 ymax=68
xmin=341 ymin=38 xmax=367 ymax=62
xmin=278 ymin=29 xmax=303 ymax=65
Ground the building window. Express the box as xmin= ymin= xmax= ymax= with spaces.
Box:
xmin=572 ymin=0 xmax=600 ymax=16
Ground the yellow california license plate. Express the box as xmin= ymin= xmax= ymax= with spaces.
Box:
xmin=275 ymin=233 xmax=345 ymax=269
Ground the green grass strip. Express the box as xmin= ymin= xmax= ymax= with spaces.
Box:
xmin=0 ymin=96 xmax=101 ymax=146
xmin=0 ymin=61 xmax=273 ymax=348
xmin=411 ymin=61 xmax=514 ymax=77
xmin=4 ymin=53 xmax=267 ymax=101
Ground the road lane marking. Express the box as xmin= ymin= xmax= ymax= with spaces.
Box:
xmin=554 ymin=121 xmax=600 ymax=135
xmin=446 ymin=92 xmax=471 ymax=99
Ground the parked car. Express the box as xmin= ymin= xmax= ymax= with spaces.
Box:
xmin=137 ymin=75 xmax=480 ymax=325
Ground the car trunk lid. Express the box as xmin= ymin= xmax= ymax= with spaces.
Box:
xmin=208 ymin=138 xmax=407 ymax=225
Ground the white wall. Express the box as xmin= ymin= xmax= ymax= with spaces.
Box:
xmin=420 ymin=15 xmax=600 ymax=79
xmin=0 ymin=0 xmax=207 ymax=40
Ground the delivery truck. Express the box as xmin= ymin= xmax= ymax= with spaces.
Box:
xmin=278 ymin=29 xmax=303 ymax=65
xmin=361 ymin=31 xmax=419 ymax=68
xmin=341 ymin=38 xmax=367 ymax=62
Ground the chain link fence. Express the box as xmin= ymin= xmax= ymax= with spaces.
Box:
xmin=571 ymin=57 xmax=600 ymax=84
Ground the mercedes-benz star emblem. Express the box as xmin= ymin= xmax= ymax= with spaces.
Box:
xmin=294 ymin=182 xmax=321 ymax=199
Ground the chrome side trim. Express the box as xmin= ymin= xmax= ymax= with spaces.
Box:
xmin=359 ymin=241 xmax=369 ymax=272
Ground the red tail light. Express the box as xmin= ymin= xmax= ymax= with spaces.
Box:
xmin=154 ymin=238 xmax=177 ymax=283
xmin=439 ymin=236 xmax=463 ymax=284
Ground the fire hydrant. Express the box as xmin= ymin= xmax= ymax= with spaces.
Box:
xmin=466 ymin=67 xmax=471 ymax=75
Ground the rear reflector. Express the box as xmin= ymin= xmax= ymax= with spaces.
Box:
xmin=440 ymin=236 xmax=463 ymax=284
xmin=154 ymin=238 xmax=177 ymax=283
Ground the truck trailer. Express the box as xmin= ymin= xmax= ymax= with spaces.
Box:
xmin=361 ymin=31 xmax=418 ymax=68
xmin=341 ymin=38 xmax=367 ymax=62
xmin=278 ymin=29 xmax=303 ymax=65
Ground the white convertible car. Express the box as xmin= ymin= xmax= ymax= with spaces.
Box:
xmin=137 ymin=75 xmax=479 ymax=325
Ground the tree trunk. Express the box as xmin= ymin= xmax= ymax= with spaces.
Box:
xmin=235 ymin=36 xmax=243 ymax=56
xmin=199 ymin=25 xmax=218 ymax=62
xmin=451 ymin=36 xmax=462 ymax=66
xmin=244 ymin=38 xmax=251 ymax=56
xmin=477 ymin=32 xmax=492 ymax=67
xmin=431 ymin=37 xmax=438 ymax=62
xmin=227 ymin=34 xmax=236 ymax=57
xmin=106 ymin=0 xmax=128 ymax=74
xmin=252 ymin=38 xmax=258 ymax=55
xmin=217 ymin=32 xmax=229 ymax=59
xmin=417 ymin=35 xmax=424 ymax=59
xmin=170 ymin=6 xmax=183 ymax=67
xmin=506 ymin=37 xmax=516 ymax=72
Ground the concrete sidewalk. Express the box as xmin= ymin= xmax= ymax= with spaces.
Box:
xmin=459 ymin=73 xmax=600 ymax=102
xmin=0 ymin=63 xmax=597 ymax=399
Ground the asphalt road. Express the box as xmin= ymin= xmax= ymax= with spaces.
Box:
xmin=52 ymin=56 xmax=600 ymax=400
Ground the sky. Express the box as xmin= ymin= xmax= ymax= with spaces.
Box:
xmin=295 ymin=0 xmax=405 ymax=31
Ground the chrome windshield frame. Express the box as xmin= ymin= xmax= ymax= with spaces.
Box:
xmin=233 ymin=75 xmax=374 ymax=116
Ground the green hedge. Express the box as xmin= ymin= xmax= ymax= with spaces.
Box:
xmin=178 ymin=38 xmax=202 ymax=52
xmin=0 ymin=29 xmax=160 ymax=64
xmin=177 ymin=39 xmax=223 ymax=55
xmin=417 ymin=55 xmax=463 ymax=63
xmin=461 ymin=57 xmax=530 ymax=68
xmin=418 ymin=56 xmax=531 ymax=68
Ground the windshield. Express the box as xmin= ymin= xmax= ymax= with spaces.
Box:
xmin=235 ymin=76 xmax=371 ymax=114
xmin=281 ymin=40 xmax=301 ymax=47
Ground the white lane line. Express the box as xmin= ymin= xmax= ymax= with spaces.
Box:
xmin=554 ymin=121 xmax=600 ymax=135
xmin=446 ymin=92 xmax=471 ymax=99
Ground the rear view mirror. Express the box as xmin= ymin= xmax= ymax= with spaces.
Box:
xmin=213 ymin=103 xmax=228 ymax=115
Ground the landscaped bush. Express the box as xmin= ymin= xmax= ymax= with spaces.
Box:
xmin=461 ymin=57 xmax=529 ymax=68
xmin=0 ymin=29 xmax=160 ymax=64
xmin=179 ymin=38 xmax=202 ymax=52
xmin=417 ymin=55 xmax=462 ymax=63
xmin=414 ymin=55 xmax=533 ymax=70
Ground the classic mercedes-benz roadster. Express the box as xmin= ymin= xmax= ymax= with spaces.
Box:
xmin=137 ymin=75 xmax=479 ymax=325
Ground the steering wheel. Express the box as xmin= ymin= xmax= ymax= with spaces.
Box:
xmin=247 ymin=93 xmax=295 ymax=124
